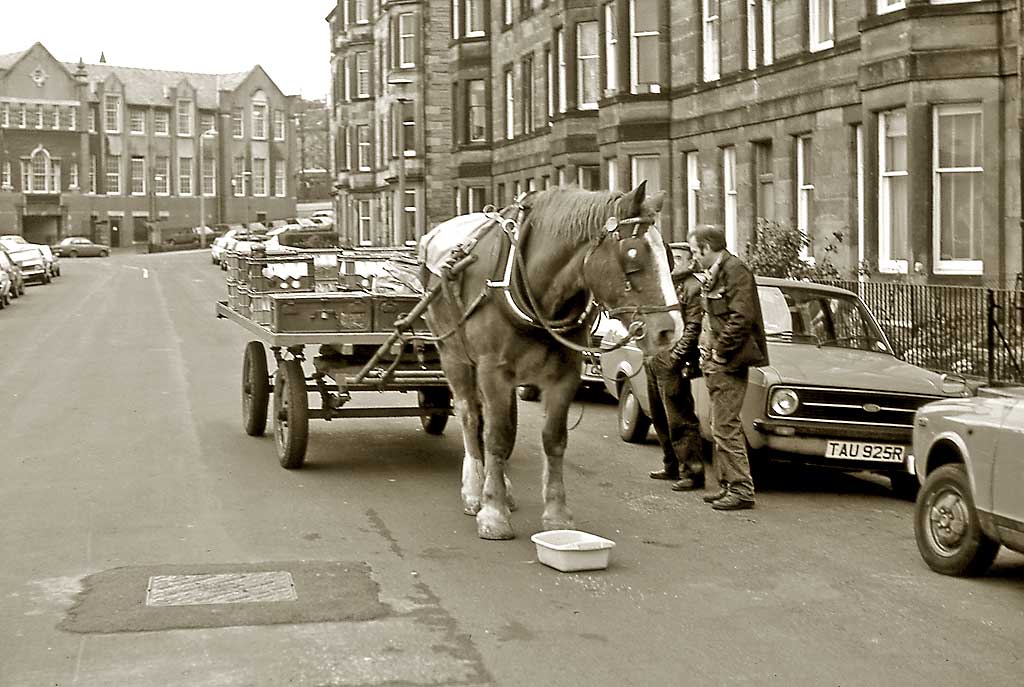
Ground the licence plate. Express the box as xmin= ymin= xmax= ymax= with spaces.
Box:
xmin=825 ymin=441 xmax=905 ymax=462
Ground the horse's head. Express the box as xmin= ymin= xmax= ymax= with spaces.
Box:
xmin=582 ymin=182 xmax=683 ymax=355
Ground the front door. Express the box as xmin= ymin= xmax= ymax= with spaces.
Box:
xmin=110 ymin=218 xmax=123 ymax=247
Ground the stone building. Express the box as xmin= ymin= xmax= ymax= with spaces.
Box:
xmin=329 ymin=1 xmax=1019 ymax=285
xmin=0 ymin=43 xmax=297 ymax=247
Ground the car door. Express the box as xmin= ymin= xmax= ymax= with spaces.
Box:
xmin=79 ymin=239 xmax=97 ymax=256
xmin=992 ymin=394 xmax=1024 ymax=540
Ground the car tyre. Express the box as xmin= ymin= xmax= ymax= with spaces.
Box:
xmin=69 ymin=250 xmax=78 ymax=258
xmin=99 ymin=250 xmax=109 ymax=257
xmin=914 ymin=464 xmax=1001 ymax=576
xmin=617 ymin=378 xmax=651 ymax=443
xmin=274 ymin=358 xmax=309 ymax=470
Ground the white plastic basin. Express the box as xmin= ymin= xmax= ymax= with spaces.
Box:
xmin=531 ymin=529 xmax=616 ymax=572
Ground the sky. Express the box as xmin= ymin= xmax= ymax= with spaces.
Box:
xmin=0 ymin=1 xmax=334 ymax=100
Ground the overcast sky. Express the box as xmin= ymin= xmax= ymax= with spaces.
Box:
xmin=1 ymin=1 xmax=333 ymax=99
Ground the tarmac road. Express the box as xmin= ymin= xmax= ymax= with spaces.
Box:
xmin=1 ymin=250 xmax=1022 ymax=687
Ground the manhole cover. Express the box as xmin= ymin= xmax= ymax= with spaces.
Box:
xmin=146 ymin=572 xmax=297 ymax=606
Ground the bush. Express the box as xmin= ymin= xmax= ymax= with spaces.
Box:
xmin=745 ymin=219 xmax=843 ymax=281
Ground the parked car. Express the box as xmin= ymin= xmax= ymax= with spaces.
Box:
xmin=6 ymin=245 xmax=50 ymax=284
xmin=911 ymin=386 xmax=1024 ymax=576
xmin=0 ymin=263 xmax=11 ymax=308
xmin=0 ymin=248 xmax=26 ymax=297
xmin=600 ymin=277 xmax=971 ymax=498
xmin=53 ymin=237 xmax=109 ymax=258
xmin=37 ymin=244 xmax=60 ymax=277
xmin=0 ymin=234 xmax=28 ymax=245
xmin=211 ymin=227 xmax=244 ymax=265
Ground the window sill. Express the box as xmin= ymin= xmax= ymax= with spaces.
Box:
xmin=810 ymin=40 xmax=834 ymax=53
xmin=934 ymin=261 xmax=983 ymax=276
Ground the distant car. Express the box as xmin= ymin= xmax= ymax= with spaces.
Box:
xmin=0 ymin=262 xmax=11 ymax=308
xmin=6 ymin=245 xmax=51 ymax=284
xmin=310 ymin=209 xmax=334 ymax=220
xmin=0 ymin=234 xmax=28 ymax=245
xmin=211 ymin=227 xmax=244 ymax=265
xmin=37 ymin=244 xmax=60 ymax=277
xmin=600 ymin=277 xmax=970 ymax=498
xmin=53 ymin=237 xmax=109 ymax=258
xmin=912 ymin=386 xmax=1024 ymax=576
xmin=0 ymin=248 xmax=27 ymax=297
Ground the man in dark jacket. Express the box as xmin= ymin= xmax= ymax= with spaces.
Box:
xmin=646 ymin=242 xmax=705 ymax=491
xmin=688 ymin=225 xmax=769 ymax=511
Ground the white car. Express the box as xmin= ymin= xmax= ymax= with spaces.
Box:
xmin=210 ymin=228 xmax=242 ymax=265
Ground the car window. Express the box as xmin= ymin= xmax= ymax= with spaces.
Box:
xmin=759 ymin=285 xmax=890 ymax=354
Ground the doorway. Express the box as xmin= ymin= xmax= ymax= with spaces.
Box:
xmin=110 ymin=218 xmax=123 ymax=247
xmin=22 ymin=215 xmax=60 ymax=245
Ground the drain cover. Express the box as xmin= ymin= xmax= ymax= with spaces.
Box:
xmin=146 ymin=572 xmax=297 ymax=607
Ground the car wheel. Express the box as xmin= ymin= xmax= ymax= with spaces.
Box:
xmin=43 ymin=272 xmax=51 ymax=284
xmin=617 ymin=378 xmax=651 ymax=443
xmin=517 ymin=385 xmax=540 ymax=402
xmin=99 ymin=250 xmax=109 ymax=257
xmin=69 ymin=250 xmax=78 ymax=258
xmin=890 ymin=473 xmax=919 ymax=501
xmin=914 ymin=464 xmax=1001 ymax=576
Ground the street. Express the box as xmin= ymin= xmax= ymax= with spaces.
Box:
xmin=1 ymin=250 xmax=1022 ymax=687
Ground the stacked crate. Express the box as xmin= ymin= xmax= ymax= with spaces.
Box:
xmin=242 ymin=254 xmax=316 ymax=325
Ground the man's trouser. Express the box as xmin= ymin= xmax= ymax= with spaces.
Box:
xmin=645 ymin=358 xmax=703 ymax=480
xmin=704 ymin=368 xmax=755 ymax=500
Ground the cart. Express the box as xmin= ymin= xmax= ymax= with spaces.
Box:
xmin=214 ymin=298 xmax=452 ymax=470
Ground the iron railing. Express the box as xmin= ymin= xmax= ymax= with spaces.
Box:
xmin=817 ymin=280 xmax=1024 ymax=386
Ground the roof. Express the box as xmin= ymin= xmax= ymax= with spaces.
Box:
xmin=63 ymin=61 xmax=255 ymax=108
xmin=0 ymin=48 xmax=28 ymax=70
xmin=756 ymin=276 xmax=856 ymax=297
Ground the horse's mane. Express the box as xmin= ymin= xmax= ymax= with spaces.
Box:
xmin=523 ymin=187 xmax=623 ymax=243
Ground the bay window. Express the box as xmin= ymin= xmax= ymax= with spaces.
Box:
xmin=933 ymin=104 xmax=984 ymax=274
xmin=879 ymin=109 xmax=909 ymax=273
xmin=577 ymin=21 xmax=600 ymax=109
xmin=809 ymin=0 xmax=834 ymax=52
xmin=703 ymin=0 xmax=720 ymax=82
xmin=630 ymin=0 xmax=660 ymax=93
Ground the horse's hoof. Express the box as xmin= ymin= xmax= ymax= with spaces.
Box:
xmin=463 ymin=497 xmax=482 ymax=516
xmin=478 ymin=523 xmax=516 ymax=540
xmin=476 ymin=509 xmax=515 ymax=540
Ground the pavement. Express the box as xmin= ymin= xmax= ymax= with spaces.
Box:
xmin=0 ymin=250 xmax=1022 ymax=687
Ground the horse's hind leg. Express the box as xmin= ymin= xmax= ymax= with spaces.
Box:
xmin=475 ymin=369 xmax=517 ymax=540
xmin=540 ymin=375 xmax=578 ymax=531
xmin=444 ymin=361 xmax=486 ymax=515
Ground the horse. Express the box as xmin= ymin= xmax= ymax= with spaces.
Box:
xmin=421 ymin=182 xmax=682 ymax=540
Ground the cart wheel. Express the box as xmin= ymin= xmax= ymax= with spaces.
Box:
xmin=274 ymin=358 xmax=309 ymax=469
xmin=418 ymin=388 xmax=451 ymax=435
xmin=242 ymin=341 xmax=270 ymax=436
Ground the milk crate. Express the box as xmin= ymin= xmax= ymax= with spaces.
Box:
xmin=372 ymin=295 xmax=429 ymax=333
xmin=227 ymin=279 xmax=239 ymax=310
xmin=270 ymin=292 xmax=373 ymax=333
xmin=246 ymin=255 xmax=315 ymax=294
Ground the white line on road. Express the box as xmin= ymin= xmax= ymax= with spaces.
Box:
xmin=143 ymin=269 xmax=149 ymax=279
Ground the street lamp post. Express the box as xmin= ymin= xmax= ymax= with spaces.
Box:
xmin=198 ymin=127 xmax=217 ymax=248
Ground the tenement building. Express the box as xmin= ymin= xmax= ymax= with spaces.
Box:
xmin=0 ymin=43 xmax=297 ymax=247
xmin=329 ymin=0 xmax=1020 ymax=286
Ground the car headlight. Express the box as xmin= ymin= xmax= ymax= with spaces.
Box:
xmin=769 ymin=388 xmax=800 ymax=416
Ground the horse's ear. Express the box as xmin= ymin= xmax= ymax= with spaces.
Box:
xmin=621 ymin=180 xmax=648 ymax=216
xmin=646 ymin=190 xmax=666 ymax=214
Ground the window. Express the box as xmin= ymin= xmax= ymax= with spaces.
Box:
xmin=398 ymin=13 xmax=416 ymax=67
xmin=522 ymin=56 xmax=535 ymax=134
xmin=401 ymin=101 xmax=416 ymax=156
xmin=105 ymin=95 xmax=121 ymax=133
xmin=0 ymin=103 xmax=7 ymax=127
xmin=403 ymin=189 xmax=418 ymax=243
xmin=504 ymin=68 xmax=515 ymax=140
xmin=24 ymin=148 xmax=59 ymax=193
xmin=605 ymin=2 xmax=618 ymax=93
xmin=556 ymin=28 xmax=567 ymax=113
xmin=1 ymin=160 xmax=10 ymax=189
xmin=630 ymin=154 xmax=661 ymax=195
xmin=89 ymin=155 xmax=97 ymax=193
xmin=35 ymin=105 xmax=43 ymax=129
xmin=355 ymin=0 xmax=368 ymax=23
xmin=754 ymin=140 xmax=774 ymax=222
xmin=356 ymin=52 xmax=370 ymax=98
xmin=67 ymin=107 xmax=77 ymax=130
xmin=232 ymin=107 xmax=244 ymax=137
xmin=452 ymin=0 xmax=461 ymax=39
xmin=274 ymin=160 xmax=286 ymax=197
xmin=177 ymin=99 xmax=192 ymax=136
xmin=199 ymin=112 xmax=215 ymax=135
xmin=155 ymin=156 xmax=170 ymax=195
xmin=877 ymin=0 xmax=905 ymax=13
xmin=503 ymin=0 xmax=513 ymax=25
xmin=358 ymin=199 xmax=372 ymax=245
xmin=796 ymin=135 xmax=813 ymax=257
xmin=856 ymin=124 xmax=865 ymax=272
xmin=178 ymin=156 xmax=192 ymax=195
xmin=809 ymin=0 xmax=834 ymax=52
xmin=703 ymin=0 xmax=720 ymax=82
xmin=357 ymin=124 xmax=371 ymax=170
xmin=153 ymin=109 xmax=169 ymax=135
xmin=545 ymin=46 xmax=554 ymax=120
xmin=763 ymin=0 xmax=774 ymax=65
xmin=686 ymin=151 xmax=701 ymax=233
xmin=541 ymin=174 xmax=550 ymax=190
xmin=468 ymin=186 xmax=485 ymax=212
xmin=723 ymin=146 xmax=737 ymax=249
xmin=606 ymin=158 xmax=618 ymax=191
xmin=251 ymin=94 xmax=267 ymax=139
xmin=129 ymin=157 xmax=145 ymax=195
xmin=578 ymin=166 xmax=600 ymax=190
xmin=253 ymin=157 xmax=267 ymax=196
xmin=879 ymin=109 xmax=909 ymax=273
xmin=465 ymin=0 xmax=485 ymax=36
xmin=273 ymin=110 xmax=285 ymax=140
xmin=129 ymin=108 xmax=145 ymax=134
xmin=70 ymin=162 xmax=79 ymax=190
xmin=51 ymin=107 xmax=60 ymax=130
xmin=233 ymin=157 xmax=246 ymax=196
xmin=106 ymin=154 xmax=121 ymax=194
xmin=746 ymin=0 xmax=758 ymax=70
xmin=933 ymin=104 xmax=984 ymax=274
xmin=201 ymin=154 xmax=216 ymax=196
xmin=19 ymin=104 xmax=27 ymax=128
xmin=630 ymin=0 xmax=660 ymax=93
xmin=577 ymin=22 xmax=600 ymax=109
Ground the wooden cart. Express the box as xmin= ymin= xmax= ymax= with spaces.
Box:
xmin=215 ymin=300 xmax=452 ymax=469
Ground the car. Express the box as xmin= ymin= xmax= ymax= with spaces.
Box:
xmin=599 ymin=277 xmax=971 ymax=498
xmin=53 ymin=237 xmax=109 ymax=258
xmin=911 ymin=386 xmax=1024 ymax=576
xmin=37 ymin=244 xmax=60 ymax=277
xmin=0 ymin=248 xmax=26 ymax=297
xmin=0 ymin=234 xmax=28 ymax=245
xmin=0 ymin=263 xmax=11 ymax=308
xmin=6 ymin=245 xmax=51 ymax=284
xmin=211 ymin=227 xmax=245 ymax=265
xmin=263 ymin=222 xmax=339 ymax=250
xmin=310 ymin=209 xmax=334 ymax=220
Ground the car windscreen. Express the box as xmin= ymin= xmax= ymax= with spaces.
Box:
xmin=758 ymin=285 xmax=891 ymax=354
xmin=10 ymin=247 xmax=43 ymax=261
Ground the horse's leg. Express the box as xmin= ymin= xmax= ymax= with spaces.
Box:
xmin=540 ymin=373 xmax=578 ymax=531
xmin=442 ymin=359 xmax=486 ymax=515
xmin=475 ymin=368 xmax=517 ymax=540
